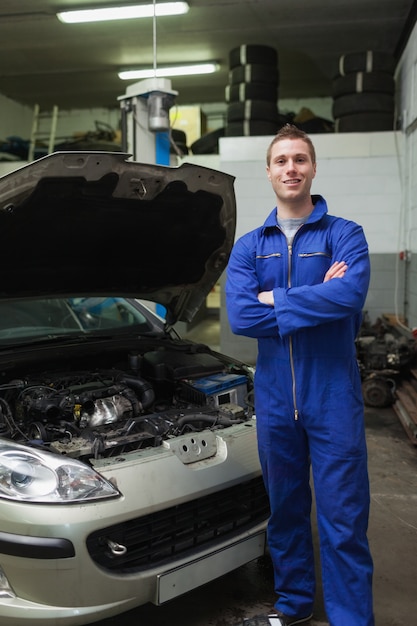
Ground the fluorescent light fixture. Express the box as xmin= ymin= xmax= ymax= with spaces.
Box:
xmin=119 ymin=63 xmax=219 ymax=79
xmin=57 ymin=2 xmax=189 ymax=23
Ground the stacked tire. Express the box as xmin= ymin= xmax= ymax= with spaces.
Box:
xmin=225 ymin=44 xmax=284 ymax=137
xmin=332 ymin=51 xmax=396 ymax=132
xmin=190 ymin=127 xmax=225 ymax=155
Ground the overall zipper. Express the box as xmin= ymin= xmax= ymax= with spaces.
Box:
xmin=287 ymin=241 xmax=299 ymax=420
xmin=280 ymin=228 xmax=329 ymax=420
xmin=279 ymin=225 xmax=304 ymax=421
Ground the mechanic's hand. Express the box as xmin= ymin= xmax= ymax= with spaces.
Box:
xmin=258 ymin=290 xmax=274 ymax=305
xmin=324 ymin=261 xmax=347 ymax=282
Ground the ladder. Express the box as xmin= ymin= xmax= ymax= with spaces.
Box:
xmin=28 ymin=104 xmax=59 ymax=161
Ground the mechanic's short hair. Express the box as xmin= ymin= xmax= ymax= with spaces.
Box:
xmin=266 ymin=124 xmax=316 ymax=166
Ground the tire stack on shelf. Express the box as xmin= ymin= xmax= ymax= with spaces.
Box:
xmin=225 ymin=44 xmax=284 ymax=137
xmin=332 ymin=51 xmax=396 ymax=132
xmin=191 ymin=44 xmax=283 ymax=154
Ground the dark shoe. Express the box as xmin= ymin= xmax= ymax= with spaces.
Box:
xmin=243 ymin=611 xmax=313 ymax=626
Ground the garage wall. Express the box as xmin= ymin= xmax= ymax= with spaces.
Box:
xmin=0 ymin=94 xmax=32 ymax=145
xmin=0 ymin=98 xmax=121 ymax=153
xmin=396 ymin=19 xmax=417 ymax=331
xmin=218 ymin=132 xmax=405 ymax=363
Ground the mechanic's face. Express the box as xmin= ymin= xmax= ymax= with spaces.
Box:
xmin=266 ymin=138 xmax=316 ymax=206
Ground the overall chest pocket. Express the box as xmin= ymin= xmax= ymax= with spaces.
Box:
xmin=295 ymin=251 xmax=332 ymax=285
xmin=255 ymin=251 xmax=285 ymax=290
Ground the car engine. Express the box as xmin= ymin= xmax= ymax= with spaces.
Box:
xmin=0 ymin=346 xmax=254 ymax=461
xmin=356 ymin=315 xmax=417 ymax=407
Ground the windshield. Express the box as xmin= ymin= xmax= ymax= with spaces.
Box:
xmin=0 ymin=297 xmax=153 ymax=343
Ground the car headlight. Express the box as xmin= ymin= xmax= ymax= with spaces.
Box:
xmin=0 ymin=441 xmax=120 ymax=503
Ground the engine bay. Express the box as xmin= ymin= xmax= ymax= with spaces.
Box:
xmin=0 ymin=345 xmax=254 ymax=462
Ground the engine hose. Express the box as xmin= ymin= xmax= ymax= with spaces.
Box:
xmin=121 ymin=375 xmax=155 ymax=410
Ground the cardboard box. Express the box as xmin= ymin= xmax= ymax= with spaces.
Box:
xmin=170 ymin=106 xmax=207 ymax=146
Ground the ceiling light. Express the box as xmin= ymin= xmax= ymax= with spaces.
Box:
xmin=57 ymin=2 xmax=189 ymax=24
xmin=119 ymin=63 xmax=219 ymax=80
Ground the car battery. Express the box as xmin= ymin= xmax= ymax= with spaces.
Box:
xmin=183 ymin=373 xmax=248 ymax=408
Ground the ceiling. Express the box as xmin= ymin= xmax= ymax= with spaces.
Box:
xmin=0 ymin=0 xmax=415 ymax=111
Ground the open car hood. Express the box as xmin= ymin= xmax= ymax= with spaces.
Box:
xmin=0 ymin=152 xmax=236 ymax=324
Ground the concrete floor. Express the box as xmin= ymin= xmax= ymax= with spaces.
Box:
xmin=92 ymin=318 xmax=417 ymax=626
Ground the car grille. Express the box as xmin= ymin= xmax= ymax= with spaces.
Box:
xmin=86 ymin=475 xmax=270 ymax=572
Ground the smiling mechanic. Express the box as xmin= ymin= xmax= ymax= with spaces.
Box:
xmin=226 ymin=124 xmax=374 ymax=626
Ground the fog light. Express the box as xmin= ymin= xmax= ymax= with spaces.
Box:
xmin=0 ymin=565 xmax=15 ymax=598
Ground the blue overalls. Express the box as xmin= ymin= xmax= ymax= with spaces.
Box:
xmin=226 ymin=196 xmax=374 ymax=625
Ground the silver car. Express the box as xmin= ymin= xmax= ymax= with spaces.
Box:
xmin=0 ymin=152 xmax=268 ymax=625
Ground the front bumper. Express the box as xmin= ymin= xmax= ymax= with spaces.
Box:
xmin=0 ymin=529 xmax=267 ymax=625
xmin=0 ymin=420 xmax=269 ymax=625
